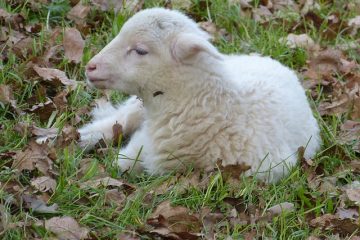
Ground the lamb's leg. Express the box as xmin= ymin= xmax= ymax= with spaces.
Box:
xmin=78 ymin=96 xmax=144 ymax=150
xmin=117 ymin=127 xmax=152 ymax=173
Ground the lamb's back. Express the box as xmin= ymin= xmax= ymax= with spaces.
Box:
xmin=222 ymin=55 xmax=320 ymax=177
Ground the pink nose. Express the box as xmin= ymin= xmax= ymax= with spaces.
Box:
xmin=86 ymin=63 xmax=97 ymax=73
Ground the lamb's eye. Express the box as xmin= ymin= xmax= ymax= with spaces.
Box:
xmin=134 ymin=48 xmax=148 ymax=56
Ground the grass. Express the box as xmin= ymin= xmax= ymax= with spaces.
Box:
xmin=0 ymin=0 xmax=359 ymax=239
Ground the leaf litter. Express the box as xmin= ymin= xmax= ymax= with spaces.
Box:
xmin=1 ymin=0 xmax=360 ymax=239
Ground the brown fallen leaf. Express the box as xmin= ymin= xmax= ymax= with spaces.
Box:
xmin=33 ymin=65 xmax=78 ymax=89
xmin=271 ymin=0 xmax=299 ymax=12
xmin=346 ymin=188 xmax=360 ymax=205
xmin=112 ymin=122 xmax=123 ymax=146
xmin=32 ymin=126 xmax=59 ymax=144
xmin=170 ymin=0 xmax=192 ymax=10
xmin=308 ymin=49 xmax=344 ymax=75
xmin=117 ymin=231 xmax=141 ymax=240
xmin=0 ymin=84 xmax=19 ymax=112
xmin=279 ymin=33 xmax=318 ymax=51
xmin=63 ymin=27 xmax=85 ymax=63
xmin=91 ymin=0 xmax=144 ymax=13
xmin=67 ymin=2 xmax=90 ymax=25
xmin=26 ymin=99 xmax=57 ymax=122
xmin=336 ymin=207 xmax=359 ymax=220
xmin=45 ymin=216 xmax=89 ymax=240
xmin=104 ymin=189 xmax=126 ymax=207
xmin=56 ymin=125 xmax=80 ymax=147
xmin=200 ymin=207 xmax=225 ymax=240
xmin=266 ymin=202 xmax=295 ymax=216
xmin=252 ymin=5 xmax=273 ymax=23
xmin=77 ymin=158 xmax=106 ymax=179
xmin=80 ymin=176 xmax=135 ymax=193
xmin=198 ymin=21 xmax=229 ymax=41
xmin=31 ymin=176 xmax=57 ymax=193
xmin=339 ymin=120 xmax=360 ymax=153
xmin=25 ymin=22 xmax=42 ymax=33
xmin=53 ymin=89 xmax=69 ymax=113
xmin=148 ymin=200 xmax=201 ymax=233
xmin=348 ymin=16 xmax=360 ymax=36
xmin=12 ymin=140 xmax=55 ymax=175
xmin=42 ymin=45 xmax=63 ymax=65
xmin=231 ymin=0 xmax=252 ymax=9
xmin=317 ymin=73 xmax=359 ymax=118
xmin=216 ymin=159 xmax=251 ymax=179
xmin=0 ymin=9 xmax=25 ymax=31
xmin=11 ymin=36 xmax=34 ymax=59
xmin=306 ymin=236 xmax=321 ymax=240
xmin=300 ymin=0 xmax=320 ymax=15
xmin=310 ymin=213 xmax=360 ymax=235
xmin=22 ymin=195 xmax=58 ymax=213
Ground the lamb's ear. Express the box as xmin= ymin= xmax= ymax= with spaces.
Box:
xmin=171 ymin=33 xmax=222 ymax=63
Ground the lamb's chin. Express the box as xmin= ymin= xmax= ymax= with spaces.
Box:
xmin=86 ymin=78 xmax=111 ymax=89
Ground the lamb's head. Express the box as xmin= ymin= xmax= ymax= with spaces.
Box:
xmin=85 ymin=8 xmax=221 ymax=96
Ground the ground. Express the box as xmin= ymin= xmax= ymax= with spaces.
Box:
xmin=0 ymin=0 xmax=360 ymax=239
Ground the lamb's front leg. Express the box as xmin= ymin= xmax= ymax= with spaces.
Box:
xmin=78 ymin=96 xmax=143 ymax=150
xmin=117 ymin=127 xmax=154 ymax=174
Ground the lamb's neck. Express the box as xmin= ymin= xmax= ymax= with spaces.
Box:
xmin=142 ymin=66 xmax=237 ymax=117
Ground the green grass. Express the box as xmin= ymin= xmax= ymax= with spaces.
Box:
xmin=0 ymin=0 xmax=359 ymax=239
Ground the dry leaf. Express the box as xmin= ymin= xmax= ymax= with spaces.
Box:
xmin=272 ymin=0 xmax=299 ymax=11
xmin=77 ymin=158 xmax=106 ymax=179
xmin=117 ymin=232 xmax=140 ymax=240
xmin=308 ymin=49 xmax=344 ymax=75
xmin=31 ymin=176 xmax=57 ymax=193
xmin=198 ymin=21 xmax=228 ymax=41
xmin=33 ymin=65 xmax=78 ymax=88
xmin=104 ymin=189 xmax=126 ymax=207
xmin=112 ymin=122 xmax=123 ymax=146
xmin=63 ymin=28 xmax=85 ymax=63
xmin=53 ymin=90 xmax=69 ymax=113
xmin=33 ymin=126 xmax=59 ymax=144
xmin=280 ymin=33 xmax=318 ymax=50
xmin=348 ymin=16 xmax=360 ymax=36
xmin=252 ymin=5 xmax=273 ymax=23
xmin=45 ymin=216 xmax=89 ymax=240
xmin=170 ymin=0 xmax=192 ymax=10
xmin=11 ymin=36 xmax=33 ymax=59
xmin=267 ymin=202 xmax=295 ymax=216
xmin=336 ymin=208 xmax=359 ymax=220
xmin=27 ymin=99 xmax=57 ymax=122
xmin=339 ymin=120 xmax=360 ymax=153
xmin=346 ymin=189 xmax=360 ymax=205
xmin=216 ymin=159 xmax=251 ymax=179
xmin=12 ymin=140 xmax=55 ymax=175
xmin=0 ymin=9 xmax=25 ymax=31
xmin=80 ymin=176 xmax=135 ymax=192
xmin=57 ymin=125 xmax=80 ymax=147
xmin=148 ymin=200 xmax=201 ymax=233
xmin=22 ymin=195 xmax=58 ymax=213
xmin=228 ymin=0 xmax=252 ymax=9
xmin=310 ymin=213 xmax=360 ymax=235
xmin=67 ymin=2 xmax=90 ymax=25
xmin=91 ymin=0 xmax=144 ymax=13
xmin=300 ymin=0 xmax=320 ymax=15
xmin=0 ymin=84 xmax=19 ymax=112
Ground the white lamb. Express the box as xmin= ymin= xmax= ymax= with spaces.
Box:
xmin=79 ymin=8 xmax=321 ymax=183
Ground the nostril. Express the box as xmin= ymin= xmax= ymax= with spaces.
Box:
xmin=87 ymin=63 xmax=97 ymax=72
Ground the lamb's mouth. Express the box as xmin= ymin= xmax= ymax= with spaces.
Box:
xmin=87 ymin=78 xmax=109 ymax=89
xmin=88 ymin=77 xmax=107 ymax=83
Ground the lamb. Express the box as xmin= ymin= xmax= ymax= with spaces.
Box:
xmin=79 ymin=8 xmax=321 ymax=183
